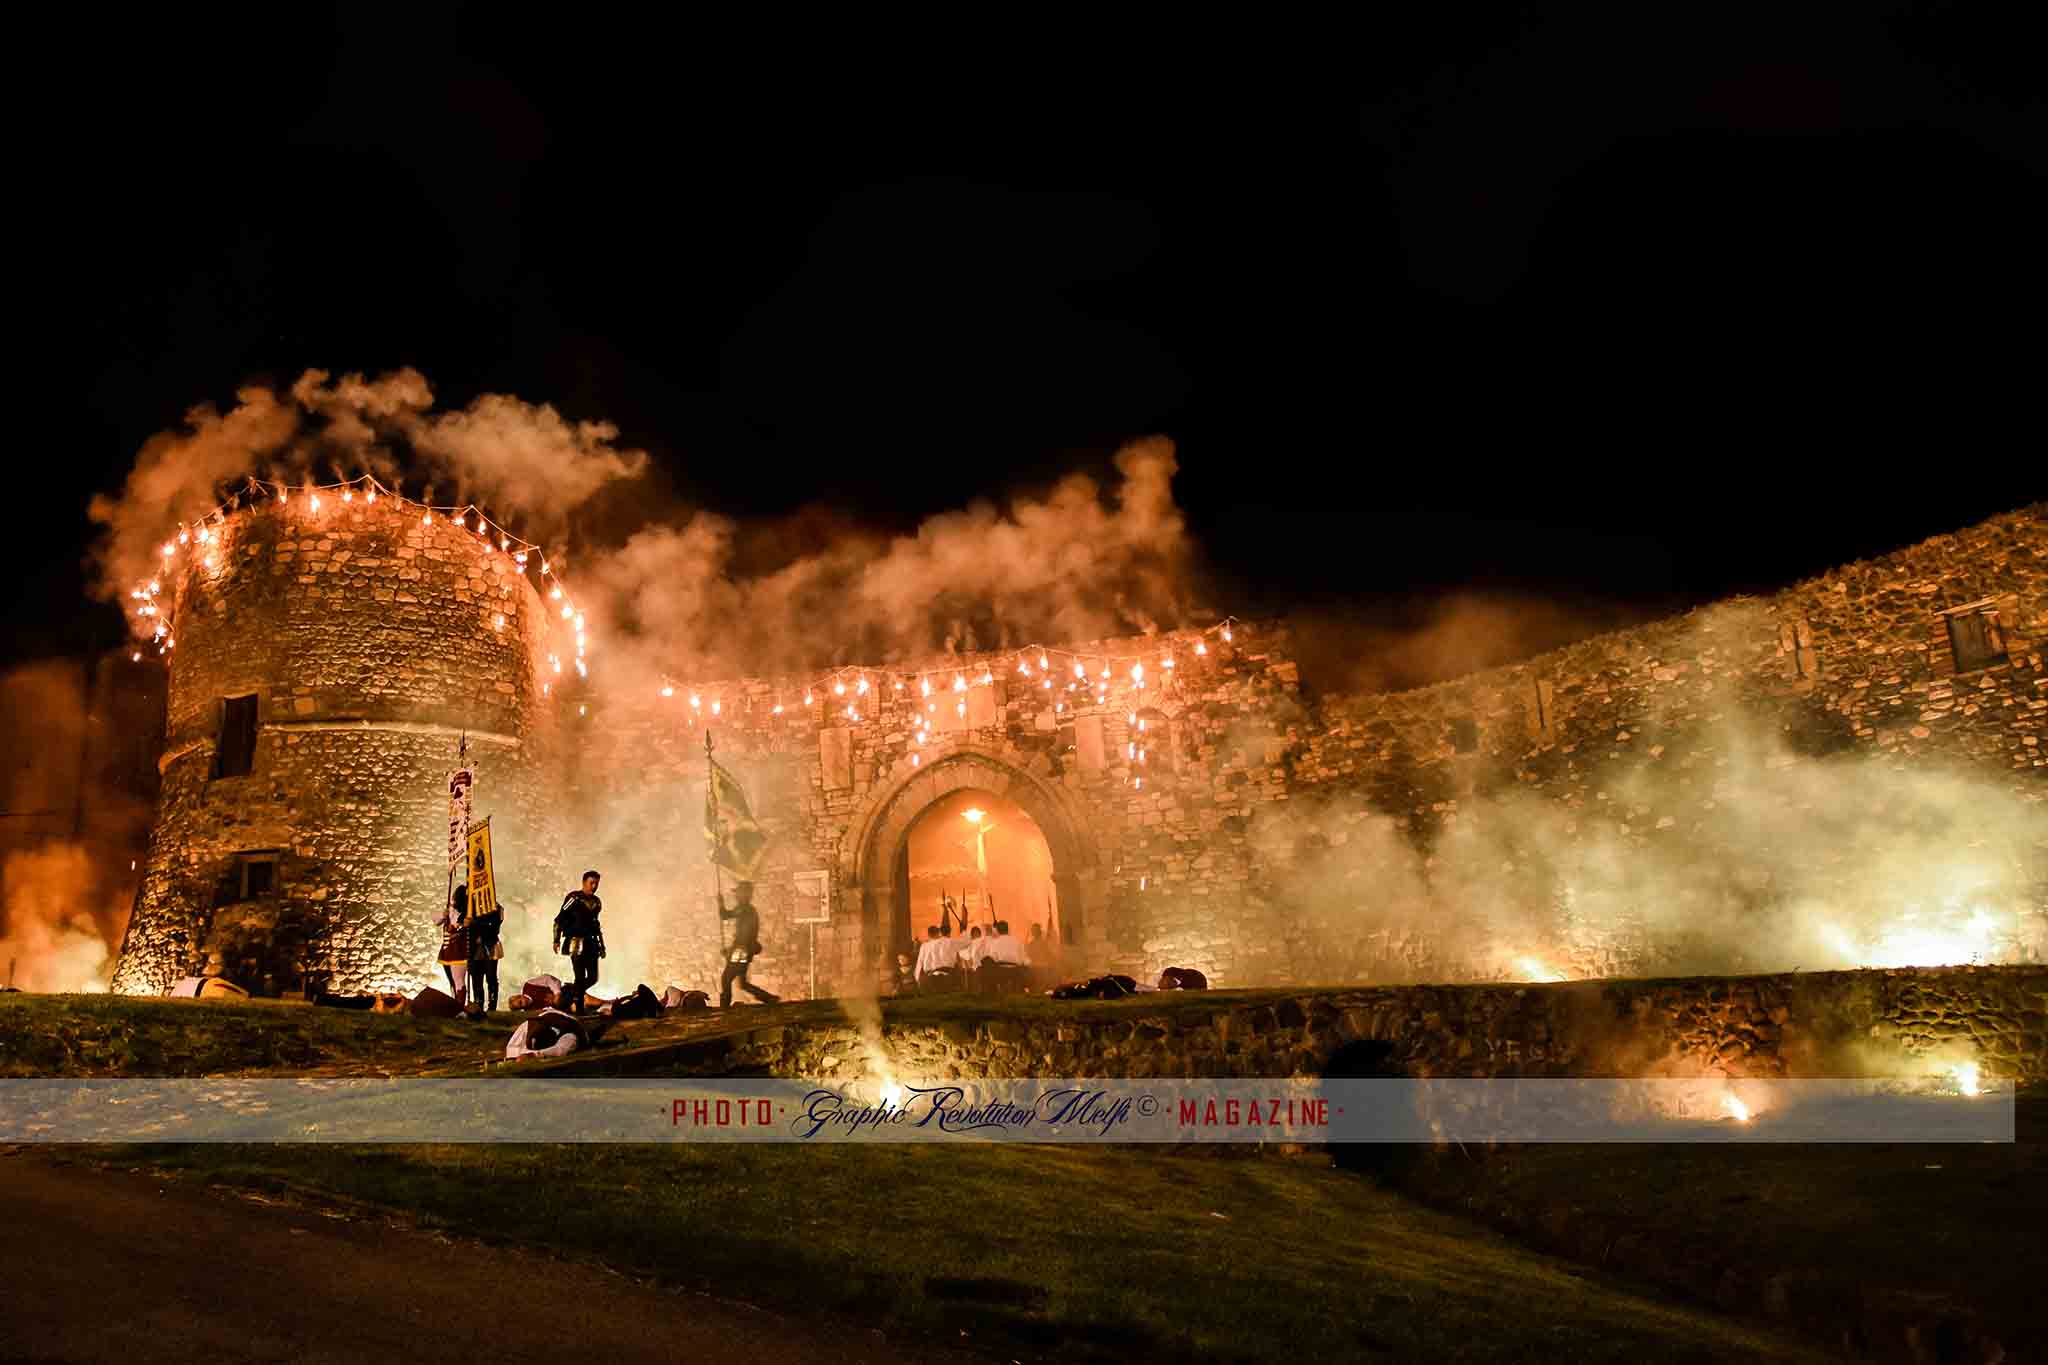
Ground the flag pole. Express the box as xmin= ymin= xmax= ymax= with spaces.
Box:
xmin=444 ymin=730 xmax=467 ymax=920
xmin=706 ymin=729 xmax=726 ymax=959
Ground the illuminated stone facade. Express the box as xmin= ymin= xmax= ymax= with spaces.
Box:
xmin=113 ymin=502 xmax=2046 ymax=997
xmin=586 ymin=505 xmax=2046 ymax=996
xmin=111 ymin=499 xmax=566 ymax=994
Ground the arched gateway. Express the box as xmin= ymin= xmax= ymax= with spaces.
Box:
xmin=837 ymin=745 xmax=1104 ymax=991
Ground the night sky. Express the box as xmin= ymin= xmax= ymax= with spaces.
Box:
xmin=23 ymin=6 xmax=2046 ymax=667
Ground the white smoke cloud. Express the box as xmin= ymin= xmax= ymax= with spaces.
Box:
xmin=0 ymin=844 xmax=118 ymax=993
xmin=1245 ymin=680 xmax=2047 ymax=987
xmin=580 ymin=436 xmax=1195 ymax=692
xmin=89 ymin=368 xmax=649 ymax=624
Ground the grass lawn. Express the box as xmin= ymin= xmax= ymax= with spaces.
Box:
xmin=1383 ymin=1101 xmax=2048 ymax=1362
xmin=0 ymin=992 xmax=521 ymax=1077
xmin=0 ymin=989 xmax=1304 ymax=1079
xmin=107 ymin=1142 xmax=1836 ymax=1364
xmin=14 ymin=992 xmax=2034 ymax=1358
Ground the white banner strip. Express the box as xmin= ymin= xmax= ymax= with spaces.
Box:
xmin=0 ymin=1078 xmax=2014 ymax=1144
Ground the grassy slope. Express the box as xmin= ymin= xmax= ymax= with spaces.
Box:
xmin=0 ymin=993 xmax=511 ymax=1077
xmin=15 ymin=994 xmax=2031 ymax=1358
xmin=1386 ymin=1118 xmax=2048 ymax=1360
xmin=119 ymin=1143 xmax=1835 ymax=1365
xmin=0 ymin=989 xmax=1306 ymax=1078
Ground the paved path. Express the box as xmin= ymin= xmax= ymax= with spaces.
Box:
xmin=2 ymin=1153 xmax=979 ymax=1365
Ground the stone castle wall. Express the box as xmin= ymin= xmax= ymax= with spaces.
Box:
xmin=109 ymin=502 xmax=2046 ymax=998
xmin=572 ymin=504 xmax=2045 ymax=999
xmin=572 ymin=965 xmax=2048 ymax=1089
xmin=113 ymin=499 xmax=567 ymax=994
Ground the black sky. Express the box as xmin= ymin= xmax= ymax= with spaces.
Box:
xmin=22 ymin=5 xmax=2047 ymax=666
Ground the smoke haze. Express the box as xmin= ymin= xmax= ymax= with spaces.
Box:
xmin=1253 ymin=675 xmax=2046 ymax=986
xmin=88 ymin=368 xmax=650 ymax=613
xmin=0 ymin=661 xmax=153 ymax=993
xmin=58 ymin=370 xmax=2043 ymax=997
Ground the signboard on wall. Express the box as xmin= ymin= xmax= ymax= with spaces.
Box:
xmin=791 ymin=870 xmax=830 ymax=924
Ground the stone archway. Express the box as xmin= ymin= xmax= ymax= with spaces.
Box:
xmin=838 ymin=744 xmax=1102 ymax=990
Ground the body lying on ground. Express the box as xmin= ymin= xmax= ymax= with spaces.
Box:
xmin=505 ymin=1008 xmax=608 ymax=1061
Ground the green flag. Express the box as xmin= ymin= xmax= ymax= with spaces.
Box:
xmin=704 ymin=757 xmax=769 ymax=880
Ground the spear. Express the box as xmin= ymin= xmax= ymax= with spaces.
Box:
xmin=444 ymin=730 xmax=468 ymax=924
xmin=706 ymin=729 xmax=727 ymax=960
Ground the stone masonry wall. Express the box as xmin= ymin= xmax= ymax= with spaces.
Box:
xmin=571 ymin=506 xmax=2045 ymax=1000
xmin=113 ymin=498 xmax=566 ymax=994
xmin=635 ymin=965 xmax=2048 ymax=1088
xmin=110 ymin=503 xmax=2046 ymax=998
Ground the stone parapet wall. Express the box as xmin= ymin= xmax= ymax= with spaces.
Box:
xmin=602 ymin=966 xmax=2048 ymax=1087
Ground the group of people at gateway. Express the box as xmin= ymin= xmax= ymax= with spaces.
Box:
xmin=426 ymin=871 xmax=1066 ymax=1057
xmin=899 ymin=918 xmax=1052 ymax=994
xmin=431 ymin=869 xmax=780 ymax=1021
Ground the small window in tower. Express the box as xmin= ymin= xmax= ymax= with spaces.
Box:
xmin=1450 ymin=717 xmax=1479 ymax=754
xmin=214 ymin=694 xmax=258 ymax=778
xmin=236 ymin=851 xmax=278 ymax=899
xmin=1945 ymin=608 xmax=2007 ymax=675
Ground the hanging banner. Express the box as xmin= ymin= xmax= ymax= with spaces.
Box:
xmin=467 ymin=817 xmax=496 ymax=917
xmin=447 ymin=767 xmax=475 ymax=870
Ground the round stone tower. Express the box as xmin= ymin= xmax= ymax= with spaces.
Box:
xmin=112 ymin=495 xmax=566 ymax=994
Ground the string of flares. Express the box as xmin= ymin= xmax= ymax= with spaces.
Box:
xmin=651 ymin=620 xmax=1241 ymax=779
xmin=125 ymin=473 xmax=593 ymax=692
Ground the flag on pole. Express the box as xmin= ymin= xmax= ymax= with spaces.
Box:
xmin=466 ymin=818 xmax=497 ymax=916
xmin=446 ymin=767 xmax=475 ymax=871
xmin=704 ymin=757 xmax=769 ymax=880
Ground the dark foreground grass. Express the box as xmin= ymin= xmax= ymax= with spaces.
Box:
xmin=0 ymin=992 xmax=513 ymax=1076
xmin=1385 ymin=1103 xmax=2048 ymax=1362
xmin=115 ymin=1143 xmax=1834 ymax=1364
xmin=0 ymin=989 xmax=1296 ymax=1078
xmin=0 ymin=992 xmax=857 ymax=1077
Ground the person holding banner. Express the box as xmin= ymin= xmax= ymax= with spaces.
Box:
xmin=436 ymin=883 xmax=470 ymax=1003
xmin=463 ymin=819 xmax=503 ymax=1016
xmin=466 ymin=898 xmax=504 ymax=1016
xmin=553 ymin=871 xmax=605 ymax=1013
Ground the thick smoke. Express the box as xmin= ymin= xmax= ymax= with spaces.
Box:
xmin=581 ymin=436 xmax=1192 ymax=693
xmin=1250 ymin=654 xmax=2047 ymax=986
xmin=0 ymin=845 xmax=119 ymax=992
xmin=0 ymin=662 xmax=152 ymax=992
xmin=88 ymin=368 xmax=649 ymax=618
xmin=78 ymin=371 xmax=2041 ymax=1001
xmin=88 ymin=370 xmax=1191 ymax=681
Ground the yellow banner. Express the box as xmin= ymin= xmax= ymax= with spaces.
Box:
xmin=466 ymin=817 xmax=496 ymax=918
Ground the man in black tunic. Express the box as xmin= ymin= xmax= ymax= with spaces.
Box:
xmin=553 ymin=870 xmax=606 ymax=1014
xmin=718 ymin=881 xmax=779 ymax=1008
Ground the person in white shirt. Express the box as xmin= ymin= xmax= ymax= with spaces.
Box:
xmin=974 ymin=920 xmax=1030 ymax=995
xmin=504 ymin=1007 xmax=595 ymax=1061
xmin=961 ymin=925 xmax=985 ymax=971
xmin=913 ymin=924 xmax=961 ymax=990
xmin=982 ymin=920 xmax=1030 ymax=967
